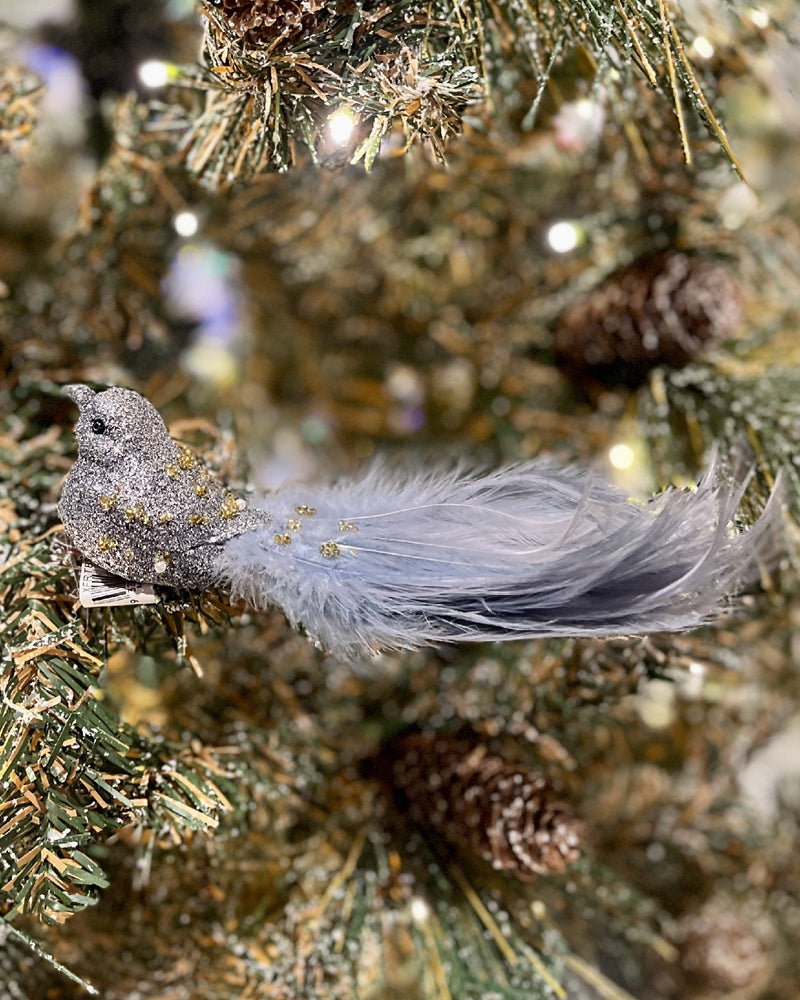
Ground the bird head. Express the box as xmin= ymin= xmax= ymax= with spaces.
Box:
xmin=63 ymin=384 xmax=175 ymax=467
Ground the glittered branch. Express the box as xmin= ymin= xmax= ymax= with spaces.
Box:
xmin=0 ymin=426 xmax=250 ymax=925
xmin=0 ymin=62 xmax=43 ymax=165
xmin=642 ymin=363 xmax=800 ymax=522
xmin=175 ymin=0 xmax=481 ymax=182
xmin=0 ymin=561 xmax=239 ymax=922
xmin=169 ymin=0 xmax=737 ymax=184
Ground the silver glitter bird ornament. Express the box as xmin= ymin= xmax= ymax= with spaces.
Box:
xmin=60 ymin=384 xmax=782 ymax=656
xmin=58 ymin=384 xmax=270 ymax=590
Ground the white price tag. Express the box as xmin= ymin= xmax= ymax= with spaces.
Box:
xmin=78 ymin=562 xmax=159 ymax=607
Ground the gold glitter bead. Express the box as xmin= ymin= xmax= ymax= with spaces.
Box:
xmin=158 ymin=512 xmax=175 ymax=524
xmin=124 ymin=501 xmax=152 ymax=525
xmin=295 ymin=505 xmax=317 ymax=517
xmin=123 ymin=548 xmax=135 ymax=561
xmin=286 ymin=518 xmax=302 ymax=533
xmin=195 ymin=482 xmax=209 ymax=498
xmin=338 ymin=520 xmax=358 ymax=533
xmin=187 ymin=513 xmax=209 ymax=527
xmin=99 ymin=492 xmax=119 ymax=512
xmin=165 ymin=463 xmax=180 ymax=480
xmin=97 ymin=534 xmax=118 ymax=553
xmin=178 ymin=448 xmax=196 ymax=470
xmin=319 ymin=541 xmax=341 ymax=559
xmin=219 ymin=494 xmax=241 ymax=520
xmin=274 ymin=533 xmax=292 ymax=546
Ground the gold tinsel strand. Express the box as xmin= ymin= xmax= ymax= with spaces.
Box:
xmin=387 ymin=731 xmax=582 ymax=880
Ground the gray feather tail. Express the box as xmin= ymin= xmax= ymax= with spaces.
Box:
xmin=218 ymin=459 xmax=783 ymax=655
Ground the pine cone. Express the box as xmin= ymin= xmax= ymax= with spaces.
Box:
xmin=209 ymin=0 xmax=328 ymax=46
xmin=679 ymin=896 xmax=769 ymax=992
xmin=387 ymin=731 xmax=582 ymax=880
xmin=554 ymin=251 xmax=741 ymax=383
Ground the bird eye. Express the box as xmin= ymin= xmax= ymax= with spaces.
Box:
xmin=91 ymin=418 xmax=107 ymax=435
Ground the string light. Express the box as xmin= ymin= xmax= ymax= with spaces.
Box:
xmin=691 ymin=36 xmax=715 ymax=60
xmin=173 ymin=211 xmax=199 ymax=238
xmin=138 ymin=59 xmax=170 ymax=89
xmin=410 ymin=897 xmax=430 ymax=923
xmin=637 ymin=679 xmax=677 ymax=730
xmin=546 ymin=221 xmax=581 ymax=253
xmin=608 ymin=443 xmax=635 ymax=470
xmin=328 ymin=108 xmax=356 ymax=146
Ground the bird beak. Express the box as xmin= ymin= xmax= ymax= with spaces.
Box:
xmin=63 ymin=384 xmax=96 ymax=410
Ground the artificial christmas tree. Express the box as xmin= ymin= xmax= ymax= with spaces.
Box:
xmin=1 ymin=2 xmax=799 ymax=998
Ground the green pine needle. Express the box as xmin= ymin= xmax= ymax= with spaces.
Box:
xmin=170 ymin=0 xmax=740 ymax=184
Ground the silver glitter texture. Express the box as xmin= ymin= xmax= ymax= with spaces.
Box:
xmin=58 ymin=385 xmax=270 ymax=589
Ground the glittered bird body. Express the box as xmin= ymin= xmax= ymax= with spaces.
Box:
xmin=58 ymin=385 xmax=270 ymax=590
xmin=60 ymin=385 xmax=781 ymax=655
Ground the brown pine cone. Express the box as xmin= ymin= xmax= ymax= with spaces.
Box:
xmin=208 ymin=0 xmax=328 ymax=46
xmin=554 ymin=251 xmax=741 ymax=384
xmin=679 ymin=895 xmax=770 ymax=993
xmin=387 ymin=731 xmax=582 ymax=880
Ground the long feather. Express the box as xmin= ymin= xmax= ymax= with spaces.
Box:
xmin=218 ymin=458 xmax=782 ymax=654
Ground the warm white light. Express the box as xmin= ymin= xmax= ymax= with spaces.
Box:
xmin=691 ymin=36 xmax=715 ymax=60
xmin=718 ymin=182 xmax=759 ymax=230
xmin=328 ymin=108 xmax=356 ymax=146
xmin=637 ymin=679 xmax=676 ymax=730
xmin=410 ymin=897 xmax=430 ymax=923
xmin=748 ymin=8 xmax=769 ymax=29
xmin=608 ymin=443 xmax=635 ymax=470
xmin=173 ymin=211 xmax=199 ymax=238
xmin=546 ymin=221 xmax=580 ymax=254
xmin=138 ymin=59 xmax=170 ymax=89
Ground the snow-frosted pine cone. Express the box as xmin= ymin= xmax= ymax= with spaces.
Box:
xmin=388 ymin=731 xmax=582 ymax=880
xmin=209 ymin=0 xmax=328 ymax=46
